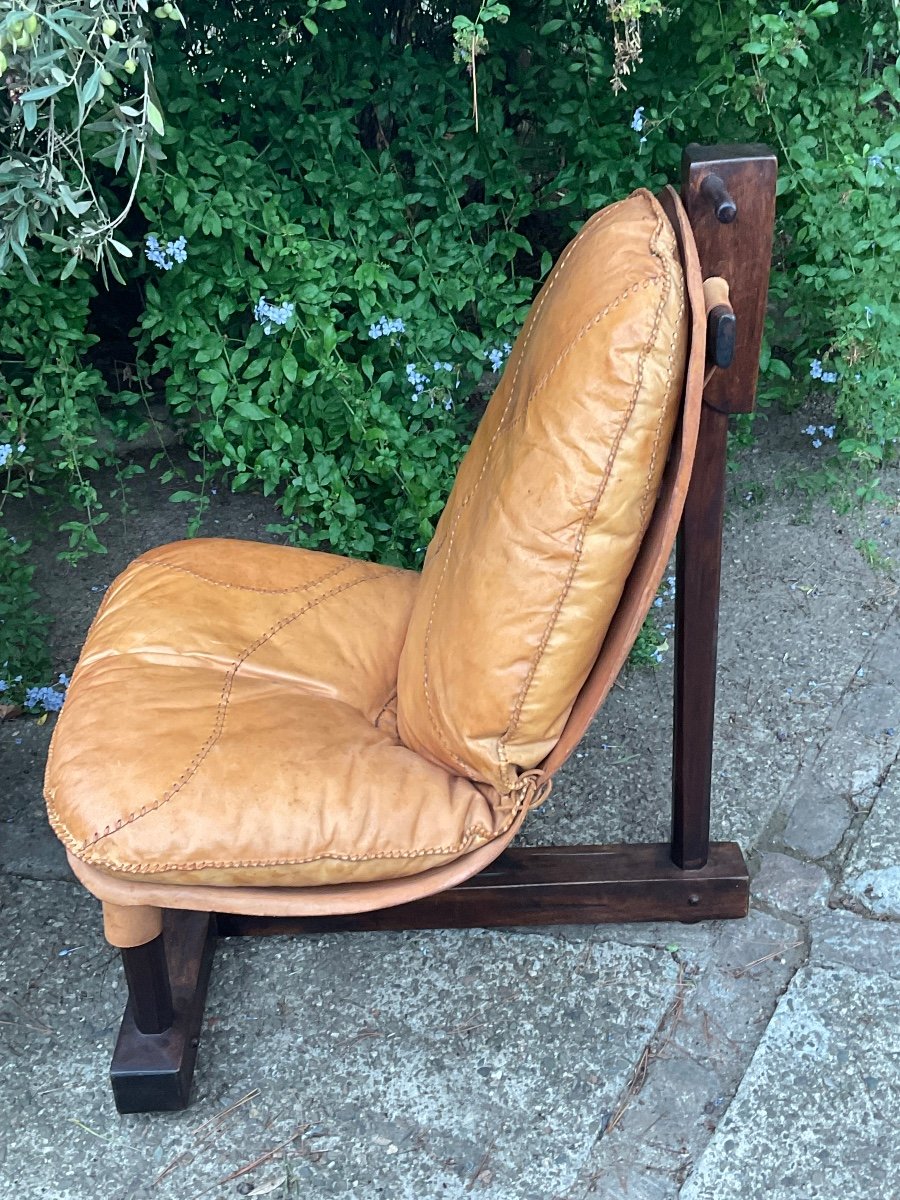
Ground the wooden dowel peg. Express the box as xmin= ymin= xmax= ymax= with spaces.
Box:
xmin=700 ymin=172 xmax=737 ymax=223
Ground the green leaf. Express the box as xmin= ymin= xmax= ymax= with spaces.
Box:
xmin=231 ymin=401 xmax=270 ymax=421
xmin=18 ymin=83 xmax=65 ymax=102
xmin=283 ymin=351 xmax=298 ymax=384
xmin=81 ymin=66 xmax=102 ymax=107
xmin=147 ymin=100 xmax=165 ymax=137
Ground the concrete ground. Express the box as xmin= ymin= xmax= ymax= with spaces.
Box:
xmin=1 ymin=411 xmax=898 ymax=1200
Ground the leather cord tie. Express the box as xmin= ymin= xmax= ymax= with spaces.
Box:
xmin=500 ymin=768 xmax=553 ymax=813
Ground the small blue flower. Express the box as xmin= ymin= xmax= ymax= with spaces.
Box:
xmin=16 ymin=442 xmax=25 ymax=454
xmin=486 ymin=343 xmax=512 ymax=372
xmin=58 ymin=673 xmax=70 ymax=686
xmin=803 ymin=424 xmax=817 ymax=435
xmin=145 ymin=234 xmax=188 ymax=271
xmin=653 ymin=597 xmax=663 ymax=608
xmin=821 ymin=371 xmax=839 ymax=384
xmin=368 ymin=316 xmax=406 ymax=339
xmin=809 ymin=359 xmax=823 ymax=379
xmin=433 ymin=361 xmax=454 ymax=373
xmin=0 ymin=681 xmax=6 ymax=692
xmin=822 ymin=425 xmax=835 ymax=439
xmin=254 ymin=296 xmax=295 ymax=335
xmin=24 ymin=684 xmax=65 ymax=713
xmin=0 ymin=443 xmax=11 ymax=467
xmin=812 ymin=438 xmax=822 ymax=448
xmin=868 ymin=154 xmax=884 ymax=169
xmin=631 ymin=106 xmax=645 ymax=133
xmin=406 ymin=362 xmax=430 ymax=399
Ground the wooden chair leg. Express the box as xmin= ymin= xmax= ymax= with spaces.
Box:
xmin=110 ymin=911 xmax=216 ymax=1113
xmin=120 ymin=934 xmax=174 ymax=1034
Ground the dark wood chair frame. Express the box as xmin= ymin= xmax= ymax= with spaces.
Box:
xmin=105 ymin=143 xmax=777 ymax=1112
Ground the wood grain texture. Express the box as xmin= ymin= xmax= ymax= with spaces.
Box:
xmin=120 ymin=933 xmax=174 ymax=1034
xmin=671 ymin=145 xmax=776 ymax=870
xmin=111 ymin=911 xmax=215 ymax=1113
xmin=682 ymin=143 xmax=777 ymax=415
xmin=214 ymin=843 xmax=749 ymax=935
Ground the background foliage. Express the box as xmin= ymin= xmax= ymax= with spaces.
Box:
xmin=1 ymin=0 xmax=898 ymax=705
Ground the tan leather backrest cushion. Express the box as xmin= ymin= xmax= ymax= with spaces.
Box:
xmin=397 ymin=189 xmax=688 ymax=793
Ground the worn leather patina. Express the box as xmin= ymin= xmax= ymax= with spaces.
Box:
xmin=45 ymin=540 xmax=516 ymax=886
xmin=398 ymin=189 xmax=687 ymax=791
xmin=45 ymin=187 xmax=702 ymax=908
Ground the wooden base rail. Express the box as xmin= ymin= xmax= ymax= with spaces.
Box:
xmin=110 ymin=843 xmax=748 ymax=1112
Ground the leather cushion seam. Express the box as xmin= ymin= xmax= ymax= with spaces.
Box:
xmin=373 ymin=690 xmax=398 ymax=729
xmin=52 ymin=795 xmax=523 ymax=875
xmin=423 ymin=194 xmax=633 ymax=568
xmin=145 ymin=556 xmax=357 ymax=595
xmin=417 ymin=203 xmax=619 ymax=776
xmin=497 ymin=207 xmax=672 ymax=788
xmin=66 ymin=570 xmax=394 ymax=849
xmin=639 ymin=261 xmax=685 ymax=528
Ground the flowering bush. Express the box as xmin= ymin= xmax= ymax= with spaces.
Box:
xmin=0 ymin=0 xmax=897 ymax=697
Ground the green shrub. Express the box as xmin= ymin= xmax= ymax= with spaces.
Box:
xmin=135 ymin=56 xmax=532 ymax=561
xmin=0 ymin=260 xmax=126 ymax=559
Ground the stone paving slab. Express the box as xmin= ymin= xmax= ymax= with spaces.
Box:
xmin=523 ymin=445 xmax=900 ymax=859
xmin=680 ymin=955 xmax=900 ymax=1199
xmin=810 ymin=907 xmax=900 ymax=979
xmin=0 ymin=877 xmax=683 ymax=1200
xmin=839 ymin=768 xmax=900 ymax=918
xmin=780 ymin=612 xmax=899 ymax=861
xmin=563 ymin=909 xmax=805 ymax=1200
xmin=750 ymin=851 xmax=831 ymax=920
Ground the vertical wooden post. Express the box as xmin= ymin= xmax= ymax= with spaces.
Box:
xmin=671 ymin=144 xmax=777 ymax=870
xmin=121 ymin=934 xmax=175 ymax=1034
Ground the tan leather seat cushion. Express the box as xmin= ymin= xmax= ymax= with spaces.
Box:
xmin=398 ymin=189 xmax=688 ymax=794
xmin=45 ymin=540 xmax=511 ymax=886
